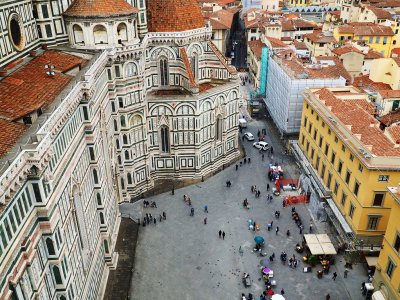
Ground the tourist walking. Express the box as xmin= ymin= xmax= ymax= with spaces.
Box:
xmin=154 ymin=218 xmax=156 ymax=225
xmin=332 ymin=272 xmax=337 ymax=281
xmin=219 ymin=230 xmax=222 ymax=238
xmin=267 ymin=183 xmax=270 ymax=191
xmin=163 ymin=211 xmax=166 ymax=220
xmin=326 ymin=294 xmax=331 ymax=300
xmin=204 ymin=217 xmax=207 ymax=224
xmin=276 ymin=226 xmax=279 ymax=235
xmin=309 ymin=223 xmax=313 ymax=233
xmin=222 ymin=231 xmax=226 ymax=240
xmin=344 ymin=268 xmax=349 ymax=278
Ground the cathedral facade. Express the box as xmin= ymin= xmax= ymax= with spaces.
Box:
xmin=0 ymin=0 xmax=240 ymax=299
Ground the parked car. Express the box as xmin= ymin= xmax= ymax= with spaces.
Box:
xmin=244 ymin=132 xmax=254 ymax=141
xmin=253 ymin=141 xmax=269 ymax=151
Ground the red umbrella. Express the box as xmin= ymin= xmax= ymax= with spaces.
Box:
xmin=267 ymin=289 xmax=275 ymax=295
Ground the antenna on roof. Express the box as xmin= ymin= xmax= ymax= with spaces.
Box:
xmin=45 ymin=64 xmax=55 ymax=77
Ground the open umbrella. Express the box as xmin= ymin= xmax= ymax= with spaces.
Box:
xmin=262 ymin=267 xmax=271 ymax=274
xmin=254 ymin=236 xmax=265 ymax=244
xmin=271 ymin=295 xmax=285 ymax=300
xmin=260 ymin=258 xmax=269 ymax=266
xmin=267 ymin=289 xmax=275 ymax=295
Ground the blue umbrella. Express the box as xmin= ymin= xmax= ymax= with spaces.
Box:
xmin=254 ymin=236 xmax=265 ymax=244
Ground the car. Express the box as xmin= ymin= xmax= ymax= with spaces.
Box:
xmin=253 ymin=141 xmax=269 ymax=151
xmin=244 ymin=132 xmax=254 ymax=141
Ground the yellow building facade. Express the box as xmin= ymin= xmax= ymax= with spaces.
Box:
xmin=369 ymin=58 xmax=400 ymax=90
xmin=298 ymin=87 xmax=400 ymax=245
xmin=288 ymin=0 xmax=309 ymax=6
xmin=333 ymin=23 xmax=394 ymax=57
xmin=373 ymin=186 xmax=400 ymax=300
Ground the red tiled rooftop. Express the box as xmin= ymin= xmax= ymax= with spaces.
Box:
xmin=248 ymin=40 xmax=265 ymax=59
xmin=147 ymin=0 xmax=205 ymax=32
xmin=338 ymin=22 xmax=394 ymax=36
xmin=0 ymin=119 xmax=29 ymax=159
xmin=332 ymin=46 xmax=363 ymax=56
xmin=64 ymin=0 xmax=138 ymax=18
xmin=378 ymin=89 xmax=400 ymax=98
xmin=380 ymin=108 xmax=400 ymax=126
xmin=353 ymin=75 xmax=391 ymax=91
xmin=315 ymin=88 xmax=400 ymax=156
xmin=0 ymin=50 xmax=86 ymax=121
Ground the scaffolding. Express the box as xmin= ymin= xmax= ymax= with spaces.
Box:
xmin=259 ymin=46 xmax=269 ymax=96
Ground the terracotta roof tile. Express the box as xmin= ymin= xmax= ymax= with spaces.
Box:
xmin=0 ymin=51 xmax=85 ymax=121
xmin=364 ymin=6 xmax=393 ymax=20
xmin=304 ymin=32 xmax=335 ymax=43
xmin=64 ymin=0 xmax=138 ymax=18
xmin=338 ymin=22 xmax=394 ymax=36
xmin=0 ymin=119 xmax=28 ymax=159
xmin=147 ymin=0 xmax=205 ymax=32
xmin=248 ymin=40 xmax=265 ymax=59
xmin=208 ymin=41 xmax=237 ymax=74
xmin=380 ymin=108 xmax=400 ymax=126
xmin=353 ymin=75 xmax=391 ymax=91
xmin=332 ymin=45 xmax=363 ymax=56
xmin=378 ymin=89 xmax=400 ymax=98
xmin=179 ymin=48 xmax=198 ymax=87
xmin=315 ymin=88 xmax=400 ymax=156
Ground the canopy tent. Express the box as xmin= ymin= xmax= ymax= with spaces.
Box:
xmin=304 ymin=234 xmax=337 ymax=255
xmin=365 ymin=256 xmax=379 ymax=267
xmin=307 ymin=243 xmax=324 ymax=255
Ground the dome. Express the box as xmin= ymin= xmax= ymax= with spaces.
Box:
xmin=64 ymin=0 xmax=138 ymax=18
xmin=146 ymin=0 xmax=205 ymax=33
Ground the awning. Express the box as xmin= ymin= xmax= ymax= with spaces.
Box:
xmin=321 ymin=243 xmax=337 ymax=255
xmin=308 ymin=243 xmax=325 ymax=255
xmin=365 ymin=256 xmax=379 ymax=267
xmin=326 ymin=198 xmax=353 ymax=234
xmin=304 ymin=234 xmax=337 ymax=255
xmin=304 ymin=234 xmax=319 ymax=245
xmin=372 ymin=291 xmax=385 ymax=300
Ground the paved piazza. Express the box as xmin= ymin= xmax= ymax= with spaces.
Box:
xmin=124 ymin=120 xmax=367 ymax=300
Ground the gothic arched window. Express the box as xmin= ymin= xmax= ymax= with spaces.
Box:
xmin=160 ymin=126 xmax=170 ymax=153
xmin=190 ymin=53 xmax=198 ymax=81
xmin=216 ymin=116 xmax=223 ymax=141
xmin=159 ymin=57 xmax=169 ymax=86
xmin=96 ymin=193 xmax=102 ymax=206
xmin=46 ymin=238 xmax=55 ymax=256
xmin=53 ymin=266 xmax=62 ymax=284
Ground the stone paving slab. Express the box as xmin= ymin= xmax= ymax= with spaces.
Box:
xmin=124 ymin=119 xmax=367 ymax=300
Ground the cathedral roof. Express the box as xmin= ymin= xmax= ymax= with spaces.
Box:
xmin=64 ymin=0 xmax=138 ymax=18
xmin=147 ymin=0 xmax=205 ymax=32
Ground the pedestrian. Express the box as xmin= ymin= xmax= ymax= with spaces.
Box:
xmin=276 ymin=226 xmax=279 ymax=235
xmin=236 ymin=164 xmax=238 ymax=171
xmin=257 ymin=129 xmax=260 ymax=137
xmin=267 ymin=223 xmax=271 ymax=231
xmin=332 ymin=272 xmax=337 ymax=281
xmin=204 ymin=205 xmax=208 ymax=213
xmin=204 ymin=217 xmax=207 ymax=224
xmin=159 ymin=214 xmax=162 ymax=222
xmin=267 ymin=183 xmax=270 ymax=191
xmin=239 ymin=246 xmax=243 ymax=256
xmin=251 ymin=185 xmax=254 ymax=193
xmin=240 ymin=161 xmax=242 ymax=167
xmin=154 ymin=218 xmax=156 ymax=225
xmin=163 ymin=211 xmax=166 ymax=220
xmin=270 ymin=220 xmax=273 ymax=227
xmin=253 ymin=221 xmax=256 ymax=231
xmin=222 ymin=231 xmax=226 ymax=240
xmin=325 ymin=294 xmax=331 ymax=300
xmin=344 ymin=268 xmax=349 ymax=278
xmin=281 ymin=289 xmax=285 ymax=295
xmin=282 ymin=199 xmax=286 ymax=207
xmin=269 ymin=255 xmax=273 ymax=262
xmin=271 ymin=146 xmax=274 ymax=154
xmin=248 ymin=157 xmax=251 ymax=163
xmin=299 ymin=225 xmax=303 ymax=235
xmin=272 ymin=252 xmax=275 ymax=259
xmin=262 ymin=154 xmax=265 ymax=161
xmin=309 ymin=223 xmax=313 ymax=233
xmin=219 ymin=230 xmax=222 ymax=238
xmin=244 ymin=158 xmax=247 ymax=164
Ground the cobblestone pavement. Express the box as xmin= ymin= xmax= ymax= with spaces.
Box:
xmin=124 ymin=118 xmax=368 ymax=300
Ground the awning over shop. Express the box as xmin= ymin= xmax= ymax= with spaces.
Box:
xmin=321 ymin=243 xmax=337 ymax=255
xmin=365 ymin=256 xmax=379 ymax=267
xmin=304 ymin=234 xmax=337 ymax=255
xmin=326 ymin=198 xmax=353 ymax=234
xmin=308 ymin=243 xmax=324 ymax=255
